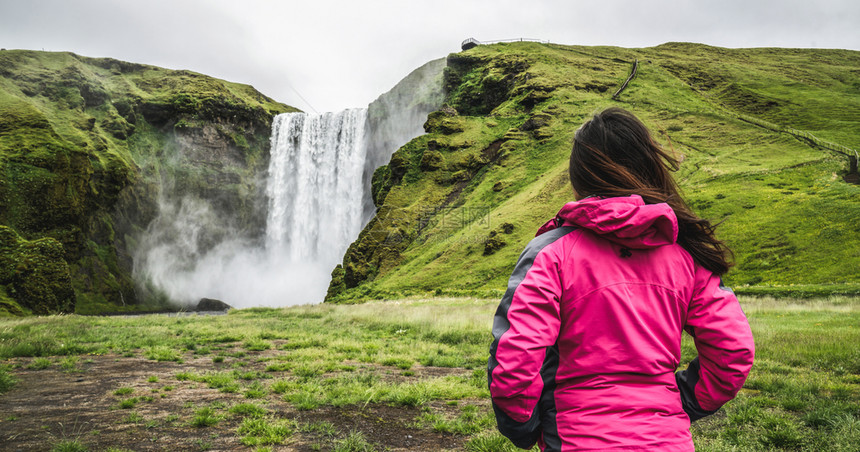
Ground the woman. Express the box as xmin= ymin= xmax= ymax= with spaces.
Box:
xmin=488 ymin=107 xmax=754 ymax=451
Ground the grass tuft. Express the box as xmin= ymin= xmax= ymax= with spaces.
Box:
xmin=332 ymin=430 xmax=378 ymax=452
xmin=117 ymin=397 xmax=137 ymax=409
xmin=0 ymin=365 xmax=17 ymax=393
xmin=49 ymin=440 xmax=89 ymax=452
xmin=144 ymin=346 xmax=183 ymax=363
xmin=190 ymin=407 xmax=222 ymax=428
xmin=237 ymin=417 xmax=293 ymax=446
xmin=229 ymin=402 xmax=268 ymax=418
xmin=27 ymin=357 xmax=52 ymax=370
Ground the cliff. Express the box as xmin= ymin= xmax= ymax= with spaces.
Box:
xmin=0 ymin=49 xmax=297 ymax=315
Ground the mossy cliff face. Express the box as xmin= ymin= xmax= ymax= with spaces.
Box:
xmin=0 ymin=50 xmax=296 ymax=315
xmin=325 ymin=59 xmax=446 ymax=302
xmin=0 ymin=225 xmax=74 ymax=315
xmin=361 ymin=58 xmax=446 ymax=222
xmin=327 ymin=42 xmax=860 ymax=302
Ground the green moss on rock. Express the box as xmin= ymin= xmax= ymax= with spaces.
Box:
xmin=420 ymin=150 xmax=444 ymax=170
xmin=0 ymin=225 xmax=75 ymax=315
xmin=326 ymin=264 xmax=347 ymax=300
xmin=370 ymin=164 xmax=393 ymax=207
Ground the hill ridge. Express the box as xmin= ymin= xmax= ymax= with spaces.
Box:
xmin=327 ymin=41 xmax=860 ymax=302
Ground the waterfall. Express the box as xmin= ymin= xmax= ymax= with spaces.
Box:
xmin=266 ymin=109 xmax=368 ymax=266
xmin=132 ymin=60 xmax=443 ymax=308
xmin=133 ymin=109 xmax=369 ymax=308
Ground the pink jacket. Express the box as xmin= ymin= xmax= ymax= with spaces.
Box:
xmin=489 ymin=195 xmax=754 ymax=451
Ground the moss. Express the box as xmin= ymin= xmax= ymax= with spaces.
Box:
xmin=520 ymin=113 xmax=552 ymax=132
xmin=483 ymin=232 xmax=506 ymax=256
xmin=0 ymin=225 xmax=75 ymax=315
xmin=423 ymin=110 xmax=466 ymax=134
xmin=370 ymin=165 xmax=393 ymax=207
xmin=231 ymin=131 xmax=250 ymax=151
xmin=420 ymin=150 xmax=444 ymax=170
xmin=100 ymin=110 xmax=134 ymax=139
xmin=444 ymin=52 xmax=530 ymax=115
xmin=325 ymin=265 xmax=347 ymax=300
xmin=483 ymin=223 xmax=515 ymax=256
xmin=0 ymin=285 xmax=29 ymax=316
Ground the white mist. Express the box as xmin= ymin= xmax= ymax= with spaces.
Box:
xmin=135 ymin=109 xmax=369 ymax=308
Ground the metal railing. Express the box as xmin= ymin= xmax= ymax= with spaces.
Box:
xmin=461 ymin=38 xmax=480 ymax=49
xmin=461 ymin=37 xmax=550 ymax=50
xmin=733 ymin=112 xmax=858 ymax=160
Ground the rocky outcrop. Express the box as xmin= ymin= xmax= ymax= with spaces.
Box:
xmin=195 ymin=298 xmax=232 ymax=312
xmin=325 ymin=48 xmax=549 ymax=302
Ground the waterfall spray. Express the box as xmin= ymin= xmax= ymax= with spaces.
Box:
xmin=134 ymin=109 xmax=369 ymax=308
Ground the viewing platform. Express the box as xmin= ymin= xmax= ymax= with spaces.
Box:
xmin=461 ymin=37 xmax=549 ymax=51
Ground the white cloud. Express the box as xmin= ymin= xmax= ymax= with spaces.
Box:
xmin=1 ymin=0 xmax=858 ymax=112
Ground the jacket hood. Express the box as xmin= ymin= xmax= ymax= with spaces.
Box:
xmin=536 ymin=195 xmax=678 ymax=249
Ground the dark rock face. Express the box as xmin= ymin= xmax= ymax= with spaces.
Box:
xmin=196 ymin=298 xmax=232 ymax=311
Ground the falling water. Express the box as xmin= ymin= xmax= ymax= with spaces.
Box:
xmin=133 ymin=60 xmax=442 ymax=308
xmin=133 ymin=109 xmax=369 ymax=308
xmin=266 ymin=109 xmax=368 ymax=265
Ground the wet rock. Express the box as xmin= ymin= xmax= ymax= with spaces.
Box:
xmin=196 ymin=298 xmax=232 ymax=312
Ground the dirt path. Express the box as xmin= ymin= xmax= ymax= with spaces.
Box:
xmin=0 ymin=352 xmax=472 ymax=451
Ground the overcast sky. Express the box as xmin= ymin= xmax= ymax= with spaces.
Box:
xmin=1 ymin=0 xmax=858 ymax=113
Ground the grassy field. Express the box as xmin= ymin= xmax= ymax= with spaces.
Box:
xmin=0 ymin=296 xmax=858 ymax=451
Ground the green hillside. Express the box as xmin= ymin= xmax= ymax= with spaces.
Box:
xmin=328 ymin=42 xmax=860 ymax=302
xmin=0 ymin=50 xmax=296 ymax=315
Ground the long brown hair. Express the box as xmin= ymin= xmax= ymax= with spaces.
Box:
xmin=569 ymin=107 xmax=732 ymax=275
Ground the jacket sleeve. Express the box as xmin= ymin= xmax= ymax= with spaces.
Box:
xmin=488 ymin=235 xmax=564 ymax=448
xmin=676 ymin=269 xmax=755 ymax=421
